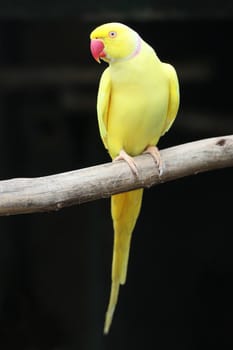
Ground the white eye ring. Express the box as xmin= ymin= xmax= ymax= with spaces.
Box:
xmin=108 ymin=31 xmax=117 ymax=38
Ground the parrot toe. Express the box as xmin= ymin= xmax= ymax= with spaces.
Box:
xmin=143 ymin=145 xmax=163 ymax=176
xmin=113 ymin=149 xmax=139 ymax=176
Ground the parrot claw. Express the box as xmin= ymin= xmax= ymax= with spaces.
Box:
xmin=113 ymin=149 xmax=139 ymax=176
xmin=143 ymin=146 xmax=163 ymax=176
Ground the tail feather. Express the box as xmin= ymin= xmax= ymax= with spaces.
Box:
xmin=104 ymin=281 xmax=119 ymax=334
xmin=104 ymin=189 xmax=143 ymax=334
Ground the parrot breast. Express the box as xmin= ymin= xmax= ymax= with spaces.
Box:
xmin=106 ymin=49 xmax=169 ymax=158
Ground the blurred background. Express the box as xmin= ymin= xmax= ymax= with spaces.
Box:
xmin=0 ymin=1 xmax=233 ymax=349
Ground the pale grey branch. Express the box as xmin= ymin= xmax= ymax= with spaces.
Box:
xmin=0 ymin=135 xmax=233 ymax=216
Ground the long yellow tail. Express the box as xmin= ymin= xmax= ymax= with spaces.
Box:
xmin=104 ymin=188 xmax=143 ymax=334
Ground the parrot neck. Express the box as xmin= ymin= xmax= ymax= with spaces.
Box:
xmin=128 ymin=33 xmax=142 ymax=59
xmin=109 ymin=33 xmax=142 ymax=64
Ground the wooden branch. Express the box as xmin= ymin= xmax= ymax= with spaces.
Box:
xmin=0 ymin=135 xmax=233 ymax=216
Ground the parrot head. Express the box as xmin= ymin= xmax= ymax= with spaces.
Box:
xmin=90 ymin=22 xmax=141 ymax=63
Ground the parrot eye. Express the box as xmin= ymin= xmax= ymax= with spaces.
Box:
xmin=108 ymin=31 xmax=117 ymax=38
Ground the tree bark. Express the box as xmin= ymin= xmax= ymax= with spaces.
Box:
xmin=0 ymin=135 xmax=232 ymax=216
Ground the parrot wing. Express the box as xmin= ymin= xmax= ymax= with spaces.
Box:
xmin=161 ymin=63 xmax=180 ymax=135
xmin=97 ymin=67 xmax=111 ymax=150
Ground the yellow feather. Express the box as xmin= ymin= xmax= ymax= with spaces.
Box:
xmin=161 ymin=63 xmax=180 ymax=135
xmin=104 ymin=189 xmax=143 ymax=334
xmin=90 ymin=22 xmax=180 ymax=333
xmin=97 ymin=67 xmax=111 ymax=149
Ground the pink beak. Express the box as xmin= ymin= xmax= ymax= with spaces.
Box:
xmin=90 ymin=39 xmax=106 ymax=63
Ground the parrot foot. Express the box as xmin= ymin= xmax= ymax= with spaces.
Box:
xmin=143 ymin=146 xmax=163 ymax=176
xmin=113 ymin=149 xmax=138 ymax=176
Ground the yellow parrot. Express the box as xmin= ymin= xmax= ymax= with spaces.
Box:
xmin=90 ymin=22 xmax=179 ymax=334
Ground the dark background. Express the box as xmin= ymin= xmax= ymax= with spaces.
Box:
xmin=0 ymin=1 xmax=233 ymax=349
